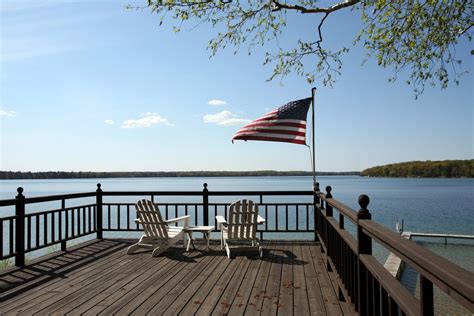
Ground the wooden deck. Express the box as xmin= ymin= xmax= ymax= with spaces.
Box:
xmin=0 ymin=239 xmax=355 ymax=315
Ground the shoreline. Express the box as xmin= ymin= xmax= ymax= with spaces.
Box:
xmin=0 ymin=171 xmax=360 ymax=180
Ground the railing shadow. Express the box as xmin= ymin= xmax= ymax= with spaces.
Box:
xmin=0 ymin=239 xmax=129 ymax=302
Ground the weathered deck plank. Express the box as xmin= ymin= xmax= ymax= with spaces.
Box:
xmin=0 ymin=239 xmax=355 ymax=315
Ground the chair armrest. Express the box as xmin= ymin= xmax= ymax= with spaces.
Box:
xmin=215 ymin=216 xmax=227 ymax=225
xmin=165 ymin=215 xmax=190 ymax=227
xmin=257 ymin=215 xmax=265 ymax=224
xmin=215 ymin=215 xmax=227 ymax=229
xmin=134 ymin=219 xmax=140 ymax=224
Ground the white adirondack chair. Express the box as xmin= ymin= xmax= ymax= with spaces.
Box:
xmin=216 ymin=199 xmax=264 ymax=259
xmin=127 ymin=199 xmax=190 ymax=257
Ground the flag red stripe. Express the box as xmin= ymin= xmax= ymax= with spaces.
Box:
xmin=234 ymin=129 xmax=306 ymax=137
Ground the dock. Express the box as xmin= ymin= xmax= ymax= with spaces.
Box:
xmin=1 ymin=184 xmax=473 ymax=315
xmin=383 ymin=232 xmax=412 ymax=278
xmin=383 ymin=231 xmax=474 ymax=279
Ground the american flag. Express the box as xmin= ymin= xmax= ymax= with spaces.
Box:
xmin=232 ymin=97 xmax=312 ymax=145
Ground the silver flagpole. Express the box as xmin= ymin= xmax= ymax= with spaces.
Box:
xmin=311 ymin=87 xmax=317 ymax=190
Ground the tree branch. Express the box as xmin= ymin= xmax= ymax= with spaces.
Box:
xmin=271 ymin=0 xmax=360 ymax=14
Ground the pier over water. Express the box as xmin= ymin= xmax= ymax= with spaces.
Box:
xmin=1 ymin=183 xmax=473 ymax=315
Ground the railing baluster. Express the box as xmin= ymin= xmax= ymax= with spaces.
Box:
xmin=275 ymin=205 xmax=279 ymax=231
xmin=65 ymin=208 xmax=69 ymax=239
xmin=43 ymin=213 xmax=48 ymax=245
xmin=296 ymin=205 xmax=299 ymax=231
xmin=420 ymin=275 xmax=434 ymax=316
xmin=0 ymin=219 xmax=3 ymax=258
xmin=381 ymin=287 xmax=389 ymax=315
xmin=88 ymin=206 xmax=92 ymax=233
xmin=71 ymin=209 xmax=75 ymax=237
xmin=83 ymin=207 xmax=86 ymax=233
xmin=195 ymin=205 xmax=198 ymax=227
xmin=77 ymin=208 xmax=80 ymax=236
xmin=373 ymin=277 xmax=380 ymax=316
xmin=107 ymin=205 xmax=111 ymax=230
xmin=127 ymin=205 xmax=130 ymax=230
xmin=285 ymin=205 xmax=289 ymax=231
xmin=213 ymin=205 xmax=217 ymax=227
xmin=36 ymin=214 xmax=40 ymax=248
xmin=61 ymin=199 xmax=66 ymax=251
xmin=265 ymin=205 xmax=268 ymax=231
xmin=27 ymin=216 xmax=31 ymax=250
xmin=60 ymin=199 xmax=64 ymax=240
xmin=389 ymin=296 xmax=398 ymax=316
xmin=306 ymin=205 xmax=309 ymax=231
xmin=51 ymin=212 xmax=55 ymax=243
xmin=117 ymin=205 xmax=121 ymax=230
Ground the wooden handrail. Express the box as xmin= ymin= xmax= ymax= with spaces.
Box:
xmin=361 ymin=220 xmax=474 ymax=311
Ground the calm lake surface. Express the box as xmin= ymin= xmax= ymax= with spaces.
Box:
xmin=1 ymin=176 xmax=473 ymax=314
xmin=1 ymin=175 xmax=472 ymax=234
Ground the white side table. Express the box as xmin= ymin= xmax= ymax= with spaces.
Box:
xmin=184 ymin=226 xmax=214 ymax=251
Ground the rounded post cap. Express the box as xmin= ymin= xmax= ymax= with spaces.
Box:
xmin=96 ymin=183 xmax=102 ymax=190
xmin=313 ymin=182 xmax=320 ymax=192
xmin=358 ymin=194 xmax=370 ymax=213
xmin=325 ymin=186 xmax=332 ymax=198
xmin=17 ymin=187 xmax=24 ymax=195
xmin=203 ymin=183 xmax=208 ymax=189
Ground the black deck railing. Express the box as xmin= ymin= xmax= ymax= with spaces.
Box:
xmin=1 ymin=182 xmax=473 ymax=315
xmin=0 ymin=183 xmax=316 ymax=264
xmin=315 ymin=185 xmax=474 ymax=315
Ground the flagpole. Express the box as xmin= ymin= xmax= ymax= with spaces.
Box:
xmin=311 ymin=87 xmax=317 ymax=190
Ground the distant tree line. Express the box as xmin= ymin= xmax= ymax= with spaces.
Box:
xmin=361 ymin=160 xmax=473 ymax=178
xmin=0 ymin=170 xmax=360 ymax=180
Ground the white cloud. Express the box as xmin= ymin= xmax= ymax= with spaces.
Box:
xmin=203 ymin=110 xmax=250 ymax=126
xmin=104 ymin=119 xmax=115 ymax=125
xmin=0 ymin=110 xmax=17 ymax=117
xmin=121 ymin=113 xmax=173 ymax=129
xmin=207 ymin=99 xmax=227 ymax=106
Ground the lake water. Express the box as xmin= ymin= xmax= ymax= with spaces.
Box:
xmin=1 ymin=176 xmax=473 ymax=314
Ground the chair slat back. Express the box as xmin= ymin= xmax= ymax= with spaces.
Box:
xmin=227 ymin=199 xmax=258 ymax=240
xmin=135 ymin=199 xmax=168 ymax=239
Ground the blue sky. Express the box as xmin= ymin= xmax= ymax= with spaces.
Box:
xmin=1 ymin=0 xmax=472 ymax=172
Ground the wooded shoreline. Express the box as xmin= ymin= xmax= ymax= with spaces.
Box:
xmin=2 ymin=160 xmax=472 ymax=179
xmin=361 ymin=160 xmax=473 ymax=178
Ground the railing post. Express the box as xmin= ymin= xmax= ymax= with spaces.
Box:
xmin=325 ymin=186 xmax=333 ymax=216
xmin=324 ymin=186 xmax=333 ymax=270
xmin=203 ymin=183 xmax=209 ymax=226
xmin=313 ymin=182 xmax=320 ymax=241
xmin=96 ymin=183 xmax=103 ymax=239
xmin=15 ymin=187 xmax=25 ymax=267
xmin=61 ymin=198 xmax=67 ymax=251
xmin=357 ymin=194 xmax=372 ymax=314
xmin=420 ymin=275 xmax=434 ymax=316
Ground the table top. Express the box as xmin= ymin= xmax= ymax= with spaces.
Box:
xmin=184 ymin=225 xmax=215 ymax=232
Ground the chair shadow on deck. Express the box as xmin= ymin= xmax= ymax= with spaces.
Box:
xmin=260 ymin=248 xmax=308 ymax=265
xmin=0 ymin=239 xmax=130 ymax=302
